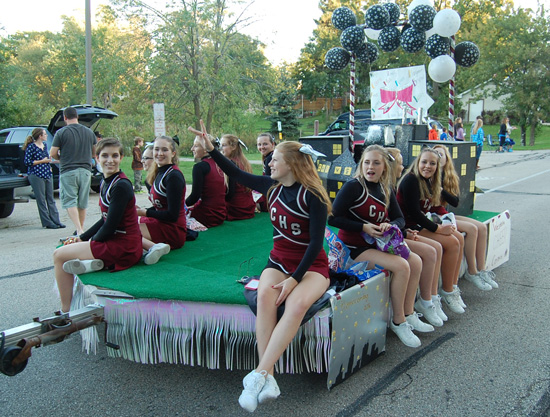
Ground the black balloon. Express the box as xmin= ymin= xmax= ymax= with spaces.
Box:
xmin=401 ymin=27 xmax=426 ymax=53
xmin=383 ymin=3 xmax=401 ymax=24
xmin=455 ymin=41 xmax=480 ymax=67
xmin=341 ymin=26 xmax=365 ymax=52
xmin=325 ymin=47 xmax=351 ymax=70
xmin=409 ymin=5 xmax=436 ymax=31
xmin=425 ymin=34 xmax=449 ymax=59
xmin=332 ymin=7 xmax=357 ymax=31
xmin=378 ymin=25 xmax=401 ymax=52
xmin=356 ymin=42 xmax=379 ymax=64
xmin=365 ymin=5 xmax=390 ymax=30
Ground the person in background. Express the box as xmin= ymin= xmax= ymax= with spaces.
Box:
xmin=186 ymin=134 xmax=227 ymax=228
xmin=428 ymin=123 xmax=439 ymax=140
xmin=440 ymin=127 xmax=448 ymax=141
xmin=132 ymin=137 xmax=144 ymax=193
xmin=141 ymin=145 xmax=153 ymax=191
xmin=256 ymin=133 xmax=276 ymax=212
xmin=470 ymin=115 xmax=482 ymax=139
xmin=53 ymin=138 xmax=142 ymax=313
xmin=137 ymin=136 xmax=186 ymax=265
xmin=220 ymin=134 xmax=256 ymax=221
xmin=470 ymin=119 xmax=484 ymax=170
xmin=454 ymin=117 xmax=464 ymax=141
xmin=23 ymin=128 xmax=65 ymax=229
xmin=50 ymin=106 xmax=96 ymax=235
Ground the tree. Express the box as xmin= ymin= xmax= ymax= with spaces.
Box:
xmin=267 ymin=73 xmax=301 ymax=140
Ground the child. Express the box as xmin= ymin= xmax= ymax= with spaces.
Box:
xmin=440 ymin=127 xmax=448 ymax=141
xmin=132 ymin=137 xmax=144 ymax=193
xmin=53 ymin=138 xmax=142 ymax=313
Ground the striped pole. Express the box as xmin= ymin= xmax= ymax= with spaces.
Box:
xmin=448 ymin=35 xmax=455 ymax=140
xmin=349 ymin=53 xmax=356 ymax=150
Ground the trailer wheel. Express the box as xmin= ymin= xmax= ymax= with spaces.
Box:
xmin=0 ymin=203 xmax=15 ymax=218
xmin=0 ymin=346 xmax=28 ymax=376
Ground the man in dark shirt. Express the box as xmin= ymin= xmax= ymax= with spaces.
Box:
xmin=50 ymin=107 xmax=96 ymax=234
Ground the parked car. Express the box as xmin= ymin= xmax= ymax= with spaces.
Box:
xmin=0 ymin=105 xmax=118 ymax=191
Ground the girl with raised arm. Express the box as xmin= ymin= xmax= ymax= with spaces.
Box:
xmin=189 ymin=121 xmax=331 ymax=413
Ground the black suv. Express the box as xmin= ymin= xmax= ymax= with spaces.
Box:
xmin=0 ymin=105 xmax=118 ymax=191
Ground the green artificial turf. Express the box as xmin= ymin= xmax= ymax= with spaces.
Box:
xmin=79 ymin=213 xmax=274 ymax=305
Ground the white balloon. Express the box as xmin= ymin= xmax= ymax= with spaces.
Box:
xmin=433 ymin=9 xmax=461 ymax=37
xmin=365 ymin=28 xmax=381 ymax=40
xmin=407 ymin=0 xmax=434 ymax=16
xmin=428 ymin=55 xmax=456 ymax=83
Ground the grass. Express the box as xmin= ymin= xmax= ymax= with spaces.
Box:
xmin=479 ymin=124 xmax=550 ymax=151
xmin=119 ymin=156 xmax=263 ymax=186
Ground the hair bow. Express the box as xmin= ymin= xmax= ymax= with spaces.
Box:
xmin=299 ymin=144 xmax=326 ymax=161
xmin=238 ymin=138 xmax=249 ymax=151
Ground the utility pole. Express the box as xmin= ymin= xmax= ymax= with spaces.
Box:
xmin=85 ymin=0 xmax=93 ymax=105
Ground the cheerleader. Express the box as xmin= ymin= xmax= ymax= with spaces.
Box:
xmin=397 ymin=147 xmax=466 ymax=315
xmin=186 ymin=134 xmax=227 ymax=227
xmin=137 ymin=136 xmax=186 ymax=264
xmin=53 ymin=138 xmax=142 ymax=313
xmin=189 ymin=121 xmax=331 ymax=413
xmin=329 ymin=145 xmax=429 ymax=348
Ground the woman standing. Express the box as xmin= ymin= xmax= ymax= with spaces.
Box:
xmin=397 ymin=147 xmax=466 ymax=315
xmin=137 ymin=136 xmax=186 ymax=264
xmin=454 ymin=117 xmax=464 ymax=141
xmin=186 ymin=135 xmax=227 ymax=227
xmin=220 ymin=134 xmax=256 ymax=220
xmin=189 ymin=121 xmax=331 ymax=413
xmin=23 ymin=128 xmax=64 ymax=229
xmin=53 ymin=138 xmax=142 ymax=313
xmin=329 ymin=145 xmax=430 ymax=347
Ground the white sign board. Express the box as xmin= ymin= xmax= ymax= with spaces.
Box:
xmin=484 ymin=210 xmax=511 ymax=271
xmin=370 ymin=65 xmax=434 ymax=121
xmin=153 ymin=103 xmax=166 ymax=137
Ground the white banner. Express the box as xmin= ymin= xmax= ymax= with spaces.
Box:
xmin=370 ymin=65 xmax=434 ymax=121
xmin=153 ymin=103 xmax=166 ymax=137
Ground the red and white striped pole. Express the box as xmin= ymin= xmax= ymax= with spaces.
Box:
xmin=448 ymin=35 xmax=455 ymax=139
xmin=349 ymin=53 xmax=356 ymax=150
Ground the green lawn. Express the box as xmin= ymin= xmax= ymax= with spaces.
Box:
xmin=119 ymin=157 xmax=263 ymax=185
xmin=479 ymin=124 xmax=550 ymax=151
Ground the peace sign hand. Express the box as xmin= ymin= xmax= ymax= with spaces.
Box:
xmin=187 ymin=119 xmax=214 ymax=152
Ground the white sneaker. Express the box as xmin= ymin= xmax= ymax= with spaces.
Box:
xmin=406 ymin=312 xmax=435 ymax=332
xmin=480 ymin=270 xmax=499 ymax=288
xmin=455 ymin=286 xmax=467 ymax=309
xmin=463 ymin=271 xmax=492 ymax=291
xmin=239 ymin=370 xmax=267 ymax=413
xmin=440 ymin=289 xmax=465 ymax=314
xmin=414 ymin=300 xmax=443 ymax=327
xmin=258 ymin=373 xmax=280 ymax=404
xmin=143 ymin=243 xmax=170 ymax=265
xmin=389 ymin=321 xmax=421 ymax=348
xmin=63 ymin=259 xmax=104 ymax=275
xmin=432 ymin=295 xmax=448 ymax=322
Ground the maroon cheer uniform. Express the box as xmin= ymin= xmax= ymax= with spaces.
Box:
xmin=140 ymin=164 xmax=187 ymax=249
xmin=226 ymin=160 xmax=256 ymax=221
xmin=187 ymin=157 xmax=227 ymax=227
xmin=81 ymin=172 xmax=142 ymax=271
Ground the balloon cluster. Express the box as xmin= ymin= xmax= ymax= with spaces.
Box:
xmin=325 ymin=1 xmax=480 ymax=83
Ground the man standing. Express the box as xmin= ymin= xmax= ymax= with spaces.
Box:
xmin=50 ymin=106 xmax=96 ymax=235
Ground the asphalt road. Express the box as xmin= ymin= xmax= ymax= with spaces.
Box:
xmin=1 ymin=149 xmax=549 ymax=417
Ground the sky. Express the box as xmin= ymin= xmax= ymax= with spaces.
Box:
xmin=1 ymin=0 xmax=548 ymax=65
xmin=0 ymin=0 xmax=322 ymax=65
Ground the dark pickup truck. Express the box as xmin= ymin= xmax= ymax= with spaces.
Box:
xmin=0 ymin=143 xmax=30 ymax=218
